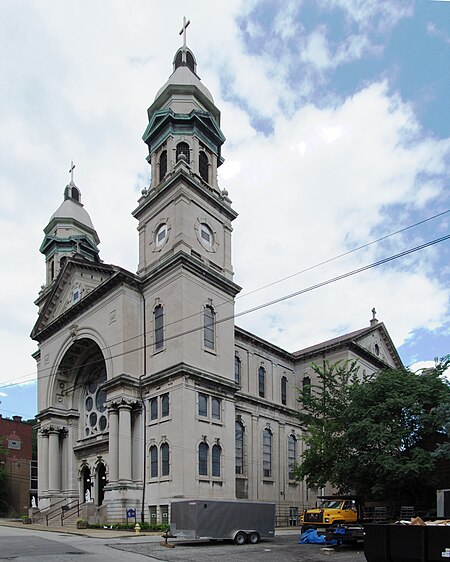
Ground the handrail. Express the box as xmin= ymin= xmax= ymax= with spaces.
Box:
xmin=45 ymin=498 xmax=69 ymax=526
xmin=60 ymin=499 xmax=80 ymax=526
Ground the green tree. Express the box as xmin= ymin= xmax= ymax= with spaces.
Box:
xmin=294 ymin=356 xmax=450 ymax=507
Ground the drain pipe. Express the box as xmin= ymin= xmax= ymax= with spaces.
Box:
xmin=139 ymin=290 xmax=147 ymax=524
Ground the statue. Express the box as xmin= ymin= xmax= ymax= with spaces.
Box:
xmin=31 ymin=496 xmax=37 ymax=508
xmin=85 ymin=489 xmax=91 ymax=503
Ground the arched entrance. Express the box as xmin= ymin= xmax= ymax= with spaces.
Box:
xmin=96 ymin=461 xmax=107 ymax=505
xmin=80 ymin=465 xmax=92 ymax=502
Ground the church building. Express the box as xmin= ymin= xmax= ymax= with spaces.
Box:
xmin=31 ymin=27 xmax=402 ymax=525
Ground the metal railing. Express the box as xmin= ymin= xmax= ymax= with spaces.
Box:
xmin=45 ymin=498 xmax=79 ymax=526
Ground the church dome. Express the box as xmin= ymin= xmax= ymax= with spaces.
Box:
xmin=154 ymin=48 xmax=214 ymax=103
xmin=50 ymin=184 xmax=95 ymax=232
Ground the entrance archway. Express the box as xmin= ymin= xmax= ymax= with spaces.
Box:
xmin=96 ymin=462 xmax=107 ymax=505
xmin=81 ymin=465 xmax=92 ymax=502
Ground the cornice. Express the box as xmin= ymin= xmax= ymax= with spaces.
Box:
xmin=140 ymin=250 xmax=241 ymax=297
xmin=133 ymin=168 xmax=237 ymax=221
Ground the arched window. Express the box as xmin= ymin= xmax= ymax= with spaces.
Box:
xmin=175 ymin=50 xmax=183 ymax=69
xmin=150 ymin=445 xmax=158 ymax=478
xmin=204 ymin=305 xmax=215 ymax=350
xmin=263 ymin=429 xmax=272 ymax=478
xmin=150 ymin=397 xmax=158 ymax=421
xmin=235 ymin=356 xmax=241 ymax=386
xmin=154 ymin=305 xmax=164 ymax=351
xmin=281 ymin=376 xmax=287 ymax=405
xmin=211 ymin=398 xmax=221 ymax=420
xmin=71 ymin=186 xmax=80 ymax=202
xmin=288 ymin=435 xmax=297 ymax=480
xmin=176 ymin=142 xmax=190 ymax=163
xmin=258 ymin=366 xmax=265 ymax=398
xmin=159 ymin=150 xmax=167 ymax=182
xmin=303 ymin=376 xmax=311 ymax=395
xmin=84 ymin=365 xmax=108 ymax=436
xmin=235 ymin=421 xmax=244 ymax=475
xmin=199 ymin=151 xmax=209 ymax=183
xmin=212 ymin=444 xmax=221 ymax=477
xmin=199 ymin=442 xmax=209 ymax=476
xmin=186 ymin=51 xmax=195 ymax=72
xmin=161 ymin=443 xmax=170 ymax=476
xmin=161 ymin=393 xmax=169 ymax=417
xmin=198 ymin=393 xmax=208 ymax=417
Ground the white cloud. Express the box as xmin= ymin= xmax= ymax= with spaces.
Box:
xmin=0 ymin=0 xmax=448 ymax=392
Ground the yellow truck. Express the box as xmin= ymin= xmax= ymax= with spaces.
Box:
xmin=301 ymin=496 xmax=360 ymax=532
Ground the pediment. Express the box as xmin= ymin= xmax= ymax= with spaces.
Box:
xmin=32 ymin=259 xmax=115 ymax=337
xmin=353 ymin=324 xmax=401 ymax=369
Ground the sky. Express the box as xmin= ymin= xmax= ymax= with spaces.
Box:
xmin=0 ymin=0 xmax=449 ymax=419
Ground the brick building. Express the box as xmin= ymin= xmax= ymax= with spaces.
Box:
xmin=0 ymin=415 xmax=37 ymax=516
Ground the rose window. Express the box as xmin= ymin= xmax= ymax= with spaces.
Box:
xmin=84 ymin=366 xmax=108 ymax=436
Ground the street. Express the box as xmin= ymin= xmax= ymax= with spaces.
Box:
xmin=0 ymin=524 xmax=366 ymax=561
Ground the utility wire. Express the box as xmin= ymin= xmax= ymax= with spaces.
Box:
xmin=3 ymin=208 xmax=448 ymax=390
xmin=0 ymin=230 xmax=448 ymax=395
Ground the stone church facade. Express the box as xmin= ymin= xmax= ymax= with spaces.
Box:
xmin=31 ymin=37 xmax=402 ymax=524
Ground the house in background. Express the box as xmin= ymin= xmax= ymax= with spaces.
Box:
xmin=0 ymin=415 xmax=37 ymax=516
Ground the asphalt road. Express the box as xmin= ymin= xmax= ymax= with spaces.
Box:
xmin=112 ymin=535 xmax=366 ymax=562
xmin=0 ymin=524 xmax=366 ymax=561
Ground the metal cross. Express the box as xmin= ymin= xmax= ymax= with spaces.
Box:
xmin=179 ymin=16 xmax=190 ymax=48
xmin=69 ymin=161 xmax=76 ymax=183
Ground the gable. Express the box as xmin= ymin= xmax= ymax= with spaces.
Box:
xmin=353 ymin=324 xmax=402 ymax=369
xmin=32 ymin=259 xmax=115 ymax=337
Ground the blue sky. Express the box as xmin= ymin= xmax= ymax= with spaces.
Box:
xmin=0 ymin=0 xmax=449 ymax=419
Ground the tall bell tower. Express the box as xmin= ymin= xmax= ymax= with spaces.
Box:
xmin=133 ymin=20 xmax=241 ymax=502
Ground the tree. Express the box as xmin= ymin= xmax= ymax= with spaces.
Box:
xmin=294 ymin=356 xmax=450 ymax=507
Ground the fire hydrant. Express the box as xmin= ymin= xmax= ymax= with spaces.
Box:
xmin=134 ymin=523 xmax=141 ymax=535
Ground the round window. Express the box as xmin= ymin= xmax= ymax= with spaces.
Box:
xmin=199 ymin=223 xmax=213 ymax=249
xmin=155 ymin=223 xmax=167 ymax=248
xmin=85 ymin=396 xmax=93 ymax=412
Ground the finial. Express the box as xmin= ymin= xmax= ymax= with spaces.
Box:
xmin=69 ymin=161 xmax=76 ymax=183
xmin=370 ymin=307 xmax=378 ymax=326
xmin=179 ymin=16 xmax=190 ymax=48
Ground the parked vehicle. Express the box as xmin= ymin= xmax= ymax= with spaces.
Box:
xmin=170 ymin=499 xmax=275 ymax=545
xmin=301 ymin=495 xmax=366 ymax=543
xmin=301 ymin=495 xmax=361 ymax=532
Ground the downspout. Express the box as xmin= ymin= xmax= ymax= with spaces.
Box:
xmin=140 ymin=290 xmax=147 ymax=524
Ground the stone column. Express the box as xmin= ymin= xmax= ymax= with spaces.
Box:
xmin=48 ymin=429 xmax=61 ymax=492
xmin=118 ymin=404 xmax=132 ymax=481
xmin=40 ymin=431 xmax=49 ymax=493
xmin=108 ymin=407 xmax=119 ymax=482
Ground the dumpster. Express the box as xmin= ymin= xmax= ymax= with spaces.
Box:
xmin=427 ymin=526 xmax=450 ymax=562
xmin=389 ymin=525 xmax=426 ymax=562
xmin=364 ymin=525 xmax=391 ymax=562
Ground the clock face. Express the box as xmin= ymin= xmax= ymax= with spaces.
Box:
xmin=199 ymin=223 xmax=213 ymax=249
xmin=155 ymin=223 xmax=168 ymax=248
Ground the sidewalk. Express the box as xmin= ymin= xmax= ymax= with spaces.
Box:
xmin=0 ymin=518 xmax=299 ymax=539
xmin=0 ymin=518 xmax=161 ymax=539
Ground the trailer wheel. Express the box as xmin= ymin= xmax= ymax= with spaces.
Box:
xmin=248 ymin=532 xmax=260 ymax=544
xmin=234 ymin=531 xmax=247 ymax=545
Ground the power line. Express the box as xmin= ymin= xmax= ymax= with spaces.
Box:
xmin=3 ymin=208 xmax=448 ymax=391
xmin=0 ymin=230 xmax=448 ymax=395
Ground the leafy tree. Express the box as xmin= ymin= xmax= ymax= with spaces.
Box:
xmin=294 ymin=356 xmax=450 ymax=507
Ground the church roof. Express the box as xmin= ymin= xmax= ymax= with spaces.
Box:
xmin=50 ymin=195 xmax=95 ymax=232
xmin=154 ymin=63 xmax=214 ymax=103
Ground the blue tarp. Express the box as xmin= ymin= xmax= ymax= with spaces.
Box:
xmin=299 ymin=529 xmax=327 ymax=544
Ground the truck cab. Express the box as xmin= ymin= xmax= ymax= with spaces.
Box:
xmin=301 ymin=496 xmax=360 ymax=532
